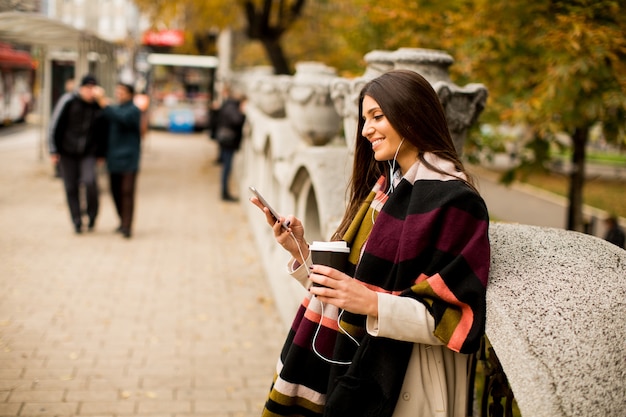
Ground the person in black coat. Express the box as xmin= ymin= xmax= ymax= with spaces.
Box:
xmin=214 ymin=92 xmax=246 ymax=202
xmin=48 ymin=74 xmax=106 ymax=234
xmin=604 ymin=216 xmax=625 ymax=248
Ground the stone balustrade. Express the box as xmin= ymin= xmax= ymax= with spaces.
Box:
xmin=487 ymin=223 xmax=626 ymax=417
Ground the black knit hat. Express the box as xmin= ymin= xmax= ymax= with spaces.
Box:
xmin=117 ymin=82 xmax=135 ymax=95
xmin=80 ymin=74 xmax=98 ymax=87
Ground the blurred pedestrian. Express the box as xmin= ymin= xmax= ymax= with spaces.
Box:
xmin=64 ymin=78 xmax=75 ymax=94
xmin=214 ymin=90 xmax=246 ymax=202
xmin=94 ymin=83 xmax=142 ymax=239
xmin=52 ymin=77 xmax=78 ymax=179
xmin=48 ymin=74 xmax=106 ymax=234
xmin=604 ymin=216 xmax=625 ymax=248
xmin=209 ymin=86 xmax=232 ymax=165
xmin=207 ymin=96 xmax=221 ymax=164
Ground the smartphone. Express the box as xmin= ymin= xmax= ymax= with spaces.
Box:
xmin=249 ymin=186 xmax=289 ymax=229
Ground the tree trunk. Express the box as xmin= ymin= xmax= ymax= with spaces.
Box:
xmin=566 ymin=127 xmax=589 ymax=232
xmin=243 ymin=0 xmax=305 ymax=75
xmin=260 ymin=37 xmax=290 ymax=74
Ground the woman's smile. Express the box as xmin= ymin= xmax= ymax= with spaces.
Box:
xmin=371 ymin=138 xmax=385 ymax=150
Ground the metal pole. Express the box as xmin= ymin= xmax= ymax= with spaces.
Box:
xmin=39 ymin=46 xmax=52 ymax=161
xmin=77 ymin=34 xmax=88 ymax=79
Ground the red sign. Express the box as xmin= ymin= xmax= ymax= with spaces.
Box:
xmin=142 ymin=30 xmax=184 ymax=47
xmin=0 ymin=42 xmax=34 ymax=69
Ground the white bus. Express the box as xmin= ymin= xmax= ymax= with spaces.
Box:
xmin=146 ymin=53 xmax=218 ymax=132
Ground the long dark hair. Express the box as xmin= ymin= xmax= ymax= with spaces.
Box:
xmin=333 ymin=69 xmax=475 ymax=239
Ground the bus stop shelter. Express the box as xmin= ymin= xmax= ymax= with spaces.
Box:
xmin=0 ymin=11 xmax=116 ymax=157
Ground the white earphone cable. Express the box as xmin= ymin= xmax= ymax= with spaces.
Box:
xmin=373 ymin=138 xmax=405 ymax=226
xmin=387 ymin=138 xmax=404 ymax=194
xmin=288 ymin=231 xmax=360 ymax=365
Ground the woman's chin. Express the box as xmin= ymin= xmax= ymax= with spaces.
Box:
xmin=373 ymin=151 xmax=392 ymax=162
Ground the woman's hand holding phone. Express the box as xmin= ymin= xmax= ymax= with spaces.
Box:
xmin=249 ymin=187 xmax=289 ymax=229
xmin=249 ymin=188 xmax=309 ymax=264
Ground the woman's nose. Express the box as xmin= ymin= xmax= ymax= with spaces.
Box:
xmin=362 ymin=122 xmax=373 ymax=137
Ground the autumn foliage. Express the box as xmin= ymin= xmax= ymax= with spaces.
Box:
xmin=134 ymin=0 xmax=626 ymax=231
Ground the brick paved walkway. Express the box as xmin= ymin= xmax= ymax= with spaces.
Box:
xmin=0 ymin=126 xmax=285 ymax=416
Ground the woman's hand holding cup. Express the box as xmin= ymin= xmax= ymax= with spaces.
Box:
xmin=309 ymin=241 xmax=378 ymax=317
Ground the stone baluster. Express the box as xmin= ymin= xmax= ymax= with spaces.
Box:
xmin=330 ymin=76 xmax=369 ymax=152
xmin=285 ymin=62 xmax=342 ymax=146
xmin=391 ymin=47 xmax=454 ymax=83
xmin=434 ymin=81 xmax=488 ymax=155
xmin=246 ymin=71 xmax=291 ymax=119
xmin=363 ymin=49 xmax=395 ymax=78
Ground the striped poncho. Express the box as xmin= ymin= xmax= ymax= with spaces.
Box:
xmin=262 ymin=156 xmax=490 ymax=417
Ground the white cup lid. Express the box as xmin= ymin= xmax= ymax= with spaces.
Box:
xmin=309 ymin=241 xmax=350 ymax=253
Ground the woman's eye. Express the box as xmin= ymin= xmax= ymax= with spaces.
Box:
xmin=362 ymin=113 xmax=384 ymax=123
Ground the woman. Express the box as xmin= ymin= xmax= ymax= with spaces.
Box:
xmin=251 ymin=70 xmax=490 ymax=417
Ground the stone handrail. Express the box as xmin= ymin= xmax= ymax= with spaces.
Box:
xmin=487 ymin=223 xmax=626 ymax=416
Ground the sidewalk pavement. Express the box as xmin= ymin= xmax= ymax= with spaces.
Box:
xmin=0 ymin=126 xmax=285 ymax=416
xmin=472 ymin=165 xmax=622 ymax=238
xmin=472 ymin=166 xmax=569 ymax=229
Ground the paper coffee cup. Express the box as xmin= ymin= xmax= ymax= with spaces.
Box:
xmin=310 ymin=241 xmax=350 ymax=286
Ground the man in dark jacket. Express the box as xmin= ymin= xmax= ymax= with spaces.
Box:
xmin=604 ymin=216 xmax=625 ymax=248
xmin=215 ymin=92 xmax=246 ymax=202
xmin=49 ymin=74 xmax=105 ymax=234
xmin=94 ymin=82 xmax=142 ymax=239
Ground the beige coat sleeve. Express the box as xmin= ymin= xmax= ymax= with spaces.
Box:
xmin=366 ymin=292 xmax=443 ymax=345
xmin=287 ymin=253 xmax=313 ymax=289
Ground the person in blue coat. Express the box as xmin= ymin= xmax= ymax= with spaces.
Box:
xmin=95 ymin=83 xmax=142 ymax=238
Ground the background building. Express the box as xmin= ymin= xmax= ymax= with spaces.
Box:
xmin=44 ymin=0 xmax=147 ymax=43
xmin=43 ymin=0 xmax=148 ymax=89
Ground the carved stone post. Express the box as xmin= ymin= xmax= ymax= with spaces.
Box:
xmin=434 ymin=81 xmax=488 ymax=155
xmin=285 ymin=62 xmax=342 ymax=146
xmin=246 ymin=71 xmax=290 ymax=119
xmin=330 ymin=76 xmax=369 ymax=152
xmin=363 ymin=49 xmax=395 ymax=78
xmin=391 ymin=47 xmax=454 ymax=84
xmin=391 ymin=48 xmax=488 ymax=155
